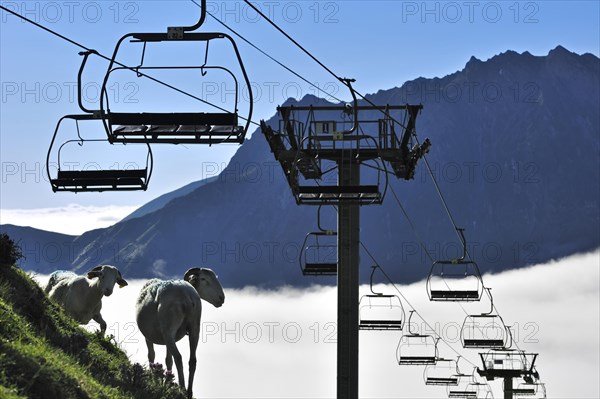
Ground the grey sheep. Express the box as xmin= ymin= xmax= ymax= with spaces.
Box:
xmin=136 ymin=267 xmax=225 ymax=399
xmin=45 ymin=265 xmax=128 ymax=334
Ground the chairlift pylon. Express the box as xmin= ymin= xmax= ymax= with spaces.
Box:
xmin=261 ymin=81 xmax=428 ymax=205
xmin=426 ymin=228 xmax=484 ymax=302
xmin=358 ymin=265 xmax=405 ymax=330
xmin=477 ymin=349 xmax=539 ymax=381
xmin=99 ymin=0 xmax=253 ymax=145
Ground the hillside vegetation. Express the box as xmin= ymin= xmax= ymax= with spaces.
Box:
xmin=0 ymin=233 xmax=186 ymax=399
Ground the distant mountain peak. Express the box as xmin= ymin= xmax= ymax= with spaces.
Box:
xmin=282 ymin=94 xmax=334 ymax=107
xmin=549 ymin=45 xmax=572 ymax=56
xmin=466 ymin=55 xmax=483 ymax=65
xmin=6 ymin=46 xmax=598 ymax=287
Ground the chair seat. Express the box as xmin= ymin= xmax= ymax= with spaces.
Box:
xmin=51 ymin=169 xmax=147 ymax=192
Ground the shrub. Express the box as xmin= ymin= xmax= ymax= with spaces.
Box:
xmin=0 ymin=233 xmax=24 ymax=268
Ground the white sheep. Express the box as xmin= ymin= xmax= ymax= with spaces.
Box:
xmin=45 ymin=265 xmax=128 ymax=334
xmin=136 ymin=267 xmax=225 ymax=399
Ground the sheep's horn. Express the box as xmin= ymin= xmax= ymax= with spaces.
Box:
xmin=184 ymin=268 xmax=202 ymax=282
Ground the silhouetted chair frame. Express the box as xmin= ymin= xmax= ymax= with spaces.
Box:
xmin=100 ymin=31 xmax=253 ymax=145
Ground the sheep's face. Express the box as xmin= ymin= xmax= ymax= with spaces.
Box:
xmin=184 ymin=268 xmax=225 ymax=308
xmin=87 ymin=265 xmax=128 ymax=296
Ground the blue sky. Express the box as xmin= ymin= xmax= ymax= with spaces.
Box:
xmin=1 ymin=0 xmax=599 ymax=233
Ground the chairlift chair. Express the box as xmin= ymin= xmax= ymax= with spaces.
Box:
xmin=424 ymin=358 xmax=460 ymax=386
xmin=396 ymin=311 xmax=437 ymax=365
xmin=299 ymin=231 xmax=337 ymax=276
xmin=299 ymin=207 xmax=337 ymax=276
xmin=467 ymin=381 xmax=493 ymax=399
xmin=47 ymin=51 xmax=152 ymax=193
xmin=48 ymin=117 xmax=152 ymax=192
xmin=461 ymin=288 xmax=511 ymax=349
xmin=358 ymin=266 xmax=405 ymax=330
xmin=448 ymin=369 xmax=493 ymax=399
xmin=99 ymin=0 xmax=253 ymax=145
xmin=447 ymin=373 xmax=479 ymax=398
xmin=509 ymin=379 xmax=547 ymax=399
xmin=426 ymin=229 xmax=484 ymax=302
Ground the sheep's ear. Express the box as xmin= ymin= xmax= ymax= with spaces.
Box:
xmin=87 ymin=266 xmax=103 ymax=279
xmin=117 ymin=277 xmax=128 ymax=288
xmin=184 ymin=267 xmax=201 ymax=282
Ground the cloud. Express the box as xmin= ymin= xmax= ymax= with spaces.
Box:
xmin=33 ymin=251 xmax=599 ymax=398
xmin=0 ymin=204 xmax=138 ymax=235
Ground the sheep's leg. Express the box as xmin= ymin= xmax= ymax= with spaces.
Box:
xmin=158 ymin=307 xmax=185 ymax=388
xmin=186 ymin=324 xmax=200 ymax=399
xmin=92 ymin=313 xmax=107 ymax=335
xmin=145 ymin=339 xmax=156 ymax=364
xmin=165 ymin=338 xmax=184 ymax=388
xmin=165 ymin=349 xmax=173 ymax=371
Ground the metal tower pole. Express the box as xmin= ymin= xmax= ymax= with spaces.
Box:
xmin=337 ymin=157 xmax=360 ymax=399
xmin=504 ymin=377 xmax=513 ymax=399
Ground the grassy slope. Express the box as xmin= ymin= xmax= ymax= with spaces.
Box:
xmin=0 ymin=265 xmax=186 ymax=399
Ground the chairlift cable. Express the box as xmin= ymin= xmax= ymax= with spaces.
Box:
xmin=358 ymin=240 xmax=479 ymax=369
xmin=310 ymin=179 xmax=476 ymax=363
xmin=236 ymin=0 xmax=473 ymax=246
xmin=0 ymin=5 xmax=260 ymax=128
xmin=249 ymin=0 xmax=529 ymax=367
xmin=354 ymin=179 xmax=523 ymax=375
xmin=388 ymin=184 xmax=435 ymax=264
xmin=421 ymin=155 xmax=465 ymax=247
xmin=242 ymin=0 xmax=342 ymax=83
xmin=388 ymin=169 xmax=529 ymax=355
xmin=251 ymin=0 xmax=534 ymax=382
xmin=241 ymin=0 xmax=412 ymax=131
xmin=190 ymin=0 xmax=344 ymax=104
xmin=388 ymin=181 xmax=480 ymax=320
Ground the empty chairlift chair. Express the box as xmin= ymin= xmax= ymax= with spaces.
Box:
xmin=447 ymin=373 xmax=478 ymax=398
xmin=426 ymin=229 xmax=484 ymax=302
xmin=424 ymin=358 xmax=460 ymax=386
xmin=461 ymin=288 xmax=511 ymax=349
xmin=299 ymin=231 xmax=337 ymax=276
xmin=47 ymin=115 xmax=153 ymax=193
xmin=509 ymin=378 xmax=547 ymax=399
xmin=396 ymin=311 xmax=437 ymax=365
xmin=468 ymin=381 xmax=494 ymax=399
xmin=299 ymin=207 xmax=338 ymax=276
xmin=447 ymin=369 xmax=493 ymax=399
xmin=99 ymin=0 xmax=252 ymax=145
xmin=47 ymin=51 xmax=152 ymax=193
xmin=358 ymin=266 xmax=405 ymax=330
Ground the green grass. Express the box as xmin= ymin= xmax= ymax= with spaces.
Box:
xmin=0 ymin=264 xmax=187 ymax=399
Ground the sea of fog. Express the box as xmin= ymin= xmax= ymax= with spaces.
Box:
xmin=34 ymin=251 xmax=599 ymax=398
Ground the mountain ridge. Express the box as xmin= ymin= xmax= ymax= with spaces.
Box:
xmin=2 ymin=46 xmax=598 ymax=288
